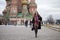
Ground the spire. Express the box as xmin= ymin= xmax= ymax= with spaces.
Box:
xmin=30 ymin=0 xmax=35 ymax=3
xmin=29 ymin=0 xmax=37 ymax=7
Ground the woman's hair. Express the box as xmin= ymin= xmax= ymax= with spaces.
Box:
xmin=34 ymin=13 xmax=36 ymax=16
xmin=33 ymin=11 xmax=41 ymax=18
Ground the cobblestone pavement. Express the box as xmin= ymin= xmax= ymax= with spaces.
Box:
xmin=0 ymin=25 xmax=60 ymax=40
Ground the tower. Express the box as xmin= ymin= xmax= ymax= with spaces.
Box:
xmin=3 ymin=0 xmax=12 ymax=24
xmin=17 ymin=0 xmax=22 ymax=18
xmin=3 ymin=0 xmax=11 ymax=19
xmin=21 ymin=0 xmax=29 ymax=18
xmin=18 ymin=0 xmax=22 ymax=13
xmin=29 ymin=0 xmax=37 ymax=16
xmin=10 ymin=0 xmax=18 ymax=17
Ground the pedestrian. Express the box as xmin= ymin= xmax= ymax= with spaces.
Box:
xmin=25 ymin=19 xmax=28 ymax=27
xmin=21 ymin=19 xmax=24 ymax=25
xmin=32 ymin=12 xmax=42 ymax=38
xmin=0 ymin=20 xmax=2 ymax=25
xmin=29 ymin=20 xmax=32 ymax=26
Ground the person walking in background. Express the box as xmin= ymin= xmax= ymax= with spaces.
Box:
xmin=25 ymin=19 xmax=28 ymax=27
xmin=29 ymin=20 xmax=32 ymax=27
xmin=0 ymin=20 xmax=2 ymax=25
xmin=21 ymin=19 xmax=24 ymax=25
xmin=32 ymin=12 xmax=42 ymax=38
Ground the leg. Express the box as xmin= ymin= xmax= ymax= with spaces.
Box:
xmin=35 ymin=26 xmax=38 ymax=38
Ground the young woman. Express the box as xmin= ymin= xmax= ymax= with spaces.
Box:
xmin=32 ymin=12 xmax=42 ymax=38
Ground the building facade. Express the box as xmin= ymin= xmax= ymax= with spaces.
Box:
xmin=21 ymin=0 xmax=29 ymax=18
xmin=3 ymin=0 xmax=37 ymax=25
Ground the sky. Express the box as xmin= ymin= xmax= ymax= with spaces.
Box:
xmin=0 ymin=0 xmax=6 ymax=15
xmin=0 ymin=0 xmax=60 ymax=20
xmin=36 ymin=0 xmax=60 ymax=20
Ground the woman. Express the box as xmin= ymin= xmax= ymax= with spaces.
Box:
xmin=32 ymin=12 xmax=42 ymax=38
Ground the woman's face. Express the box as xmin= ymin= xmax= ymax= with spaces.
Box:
xmin=35 ymin=13 xmax=38 ymax=16
xmin=34 ymin=13 xmax=38 ymax=17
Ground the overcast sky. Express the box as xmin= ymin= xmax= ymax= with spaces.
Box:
xmin=0 ymin=0 xmax=60 ymax=20
xmin=36 ymin=0 xmax=60 ymax=20
xmin=0 ymin=0 xmax=6 ymax=15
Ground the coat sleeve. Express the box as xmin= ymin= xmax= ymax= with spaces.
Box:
xmin=39 ymin=16 xmax=42 ymax=22
xmin=40 ymin=17 xmax=42 ymax=21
